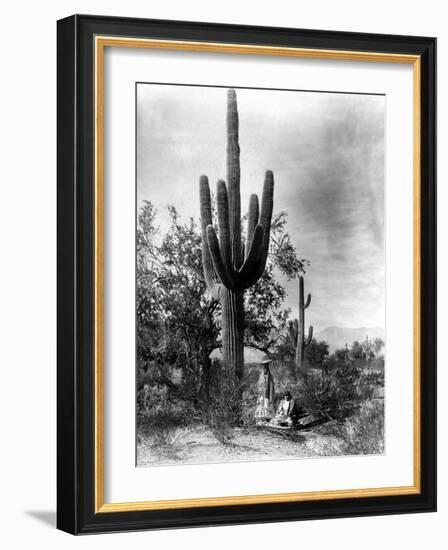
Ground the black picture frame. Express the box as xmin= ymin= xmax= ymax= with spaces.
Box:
xmin=57 ymin=14 xmax=436 ymax=534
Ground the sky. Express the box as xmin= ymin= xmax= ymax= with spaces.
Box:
xmin=137 ymin=84 xmax=385 ymax=332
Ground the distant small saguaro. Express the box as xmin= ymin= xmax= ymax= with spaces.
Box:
xmin=294 ymin=275 xmax=313 ymax=371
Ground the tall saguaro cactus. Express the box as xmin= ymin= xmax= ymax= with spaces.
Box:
xmin=296 ymin=275 xmax=313 ymax=371
xmin=199 ymin=89 xmax=274 ymax=380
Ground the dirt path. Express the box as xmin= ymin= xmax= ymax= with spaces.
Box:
xmin=137 ymin=425 xmax=345 ymax=466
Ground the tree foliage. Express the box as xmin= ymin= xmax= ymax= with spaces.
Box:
xmin=136 ymin=201 xmax=306 ymax=399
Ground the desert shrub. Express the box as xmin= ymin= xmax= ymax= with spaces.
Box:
xmin=297 ymin=363 xmax=362 ymax=420
xmin=137 ymin=398 xmax=194 ymax=447
xmin=341 ymin=399 xmax=384 ymax=455
xmin=309 ymin=399 xmax=384 ymax=456
xmin=356 ymin=358 xmax=385 ymax=401
xmin=138 ymin=410 xmax=180 ymax=447
xmin=206 ymin=362 xmax=244 ymax=445
xmin=240 ymin=382 xmax=259 ymax=427
xmin=208 ymin=406 xmax=235 ymax=446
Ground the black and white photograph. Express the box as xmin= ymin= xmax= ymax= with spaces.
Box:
xmin=136 ymin=83 xmax=386 ymax=467
xmin=0 ymin=1 xmax=441 ymax=542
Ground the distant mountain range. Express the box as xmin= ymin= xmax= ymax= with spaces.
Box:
xmin=314 ymin=326 xmax=385 ymax=353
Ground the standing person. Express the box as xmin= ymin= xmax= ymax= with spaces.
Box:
xmin=254 ymin=359 xmax=275 ymax=423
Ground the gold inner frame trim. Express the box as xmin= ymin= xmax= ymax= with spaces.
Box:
xmin=94 ymin=35 xmax=422 ymax=513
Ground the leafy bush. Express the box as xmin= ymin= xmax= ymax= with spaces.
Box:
xmin=137 ymin=382 xmax=168 ymax=414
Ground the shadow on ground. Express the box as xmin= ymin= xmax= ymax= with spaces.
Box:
xmin=26 ymin=510 xmax=56 ymax=528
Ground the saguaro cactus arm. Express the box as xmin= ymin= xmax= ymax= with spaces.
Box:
xmin=304 ymin=293 xmax=312 ymax=309
xmin=299 ymin=276 xmax=311 ymax=308
xmin=216 ymin=180 xmax=234 ymax=274
xmin=304 ymin=325 xmax=313 ymax=346
xmin=199 ymin=175 xmax=222 ymax=300
xmin=241 ymin=171 xmax=274 ymax=288
xmin=238 ymin=225 xmax=264 ymax=279
xmin=206 ymin=226 xmax=236 ymax=290
xmin=245 ymin=194 xmax=259 ymax=256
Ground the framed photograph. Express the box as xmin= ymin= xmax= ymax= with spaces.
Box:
xmin=57 ymin=15 xmax=436 ymax=534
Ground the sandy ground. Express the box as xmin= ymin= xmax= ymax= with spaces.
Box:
xmin=137 ymin=424 xmax=345 ymax=466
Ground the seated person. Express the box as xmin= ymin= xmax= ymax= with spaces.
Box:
xmin=272 ymin=391 xmax=300 ymax=427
